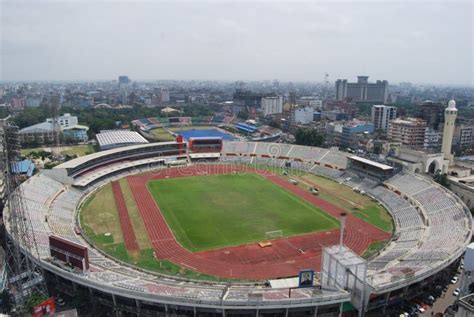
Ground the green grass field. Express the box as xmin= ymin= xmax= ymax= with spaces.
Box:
xmin=80 ymin=182 xmax=237 ymax=281
xmin=298 ymin=174 xmax=393 ymax=233
xmin=149 ymin=127 xmax=176 ymax=141
xmin=22 ymin=144 xmax=96 ymax=157
xmin=147 ymin=173 xmax=340 ymax=251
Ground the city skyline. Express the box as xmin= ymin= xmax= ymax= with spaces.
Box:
xmin=1 ymin=0 xmax=473 ymax=85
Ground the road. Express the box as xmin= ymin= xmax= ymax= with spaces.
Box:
xmin=420 ymin=270 xmax=463 ymax=316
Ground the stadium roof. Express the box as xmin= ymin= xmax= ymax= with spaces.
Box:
xmin=12 ymin=159 xmax=35 ymax=176
xmin=19 ymin=122 xmax=54 ymax=133
xmin=62 ymin=124 xmax=89 ymax=131
xmin=96 ymin=130 xmax=148 ymax=149
xmin=349 ymin=156 xmax=394 ymax=171
xmin=55 ymin=141 xmax=179 ymax=170
xmin=161 ymin=107 xmax=179 ymax=113
xmin=188 ymin=137 xmax=223 ymax=140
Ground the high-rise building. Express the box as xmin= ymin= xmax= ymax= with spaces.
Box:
xmin=232 ymin=90 xmax=263 ymax=115
xmin=335 ymin=76 xmax=388 ymax=103
xmin=371 ymin=105 xmax=397 ymax=132
xmin=441 ymin=99 xmax=457 ymax=165
xmin=388 ymin=118 xmax=427 ymax=148
xmin=160 ymin=88 xmax=170 ymax=103
xmin=261 ymin=96 xmax=283 ymax=116
xmin=416 ymin=100 xmax=445 ymax=130
xmin=118 ymin=76 xmax=130 ymax=85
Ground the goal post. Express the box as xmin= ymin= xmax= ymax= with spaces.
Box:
xmin=265 ymin=230 xmax=283 ymax=240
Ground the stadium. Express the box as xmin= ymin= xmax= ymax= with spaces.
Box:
xmin=3 ymin=137 xmax=472 ymax=316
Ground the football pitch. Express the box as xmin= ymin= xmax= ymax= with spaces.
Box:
xmin=147 ymin=173 xmax=340 ymax=251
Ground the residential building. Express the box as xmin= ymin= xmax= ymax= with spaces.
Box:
xmin=423 ymin=128 xmax=441 ymax=150
xmin=294 ymin=106 xmax=315 ymax=124
xmin=371 ymin=105 xmax=397 ymax=132
xmin=261 ymin=96 xmax=283 ymax=116
xmin=12 ymin=97 xmax=26 ymax=110
xmin=335 ymin=76 xmax=388 ymax=103
xmin=46 ymin=113 xmax=78 ymax=128
xmin=321 ymin=110 xmax=350 ymax=121
xmin=416 ymin=100 xmax=445 ymax=130
xmin=458 ymin=294 xmax=474 ymax=317
xmin=296 ymin=97 xmax=323 ymax=109
xmin=341 ymin=121 xmax=374 ymax=148
xmin=388 ymin=118 xmax=427 ymax=148
xmin=26 ymin=96 xmax=42 ymax=108
xmin=453 ymin=122 xmax=474 ymax=151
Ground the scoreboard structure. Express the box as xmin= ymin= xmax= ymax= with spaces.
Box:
xmin=49 ymin=235 xmax=89 ymax=272
xmin=188 ymin=137 xmax=223 ymax=153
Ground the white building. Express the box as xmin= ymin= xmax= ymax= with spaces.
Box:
xmin=371 ymin=105 xmax=397 ymax=132
xmin=46 ymin=113 xmax=78 ymax=128
xmin=261 ymin=96 xmax=283 ymax=116
xmin=294 ymin=106 xmax=315 ymax=124
xmin=297 ymin=97 xmax=323 ymax=109
xmin=96 ymin=130 xmax=149 ymax=150
xmin=424 ymin=128 xmax=441 ymax=150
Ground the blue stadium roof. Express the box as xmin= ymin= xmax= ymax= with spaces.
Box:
xmin=235 ymin=122 xmax=257 ymax=133
xmin=189 ymin=137 xmax=223 ymax=141
xmin=13 ymin=159 xmax=35 ymax=177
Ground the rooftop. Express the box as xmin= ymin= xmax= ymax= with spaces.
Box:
xmin=96 ymin=130 xmax=148 ymax=148
xmin=349 ymin=156 xmax=394 ymax=170
xmin=55 ymin=141 xmax=178 ymax=170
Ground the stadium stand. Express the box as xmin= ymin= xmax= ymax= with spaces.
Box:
xmin=4 ymin=141 xmax=471 ymax=316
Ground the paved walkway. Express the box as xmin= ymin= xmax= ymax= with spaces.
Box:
xmin=420 ymin=271 xmax=463 ymax=316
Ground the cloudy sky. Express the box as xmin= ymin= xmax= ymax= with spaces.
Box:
xmin=1 ymin=0 xmax=473 ymax=85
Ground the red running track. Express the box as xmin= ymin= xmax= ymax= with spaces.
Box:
xmin=111 ymin=181 xmax=139 ymax=252
xmin=127 ymin=165 xmax=391 ymax=280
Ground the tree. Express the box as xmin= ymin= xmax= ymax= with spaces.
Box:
xmin=433 ymin=170 xmax=450 ymax=188
xmin=295 ymin=127 xmax=326 ymax=147
xmin=237 ymin=109 xmax=249 ymax=120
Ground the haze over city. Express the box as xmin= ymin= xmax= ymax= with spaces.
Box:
xmin=1 ymin=0 xmax=473 ymax=85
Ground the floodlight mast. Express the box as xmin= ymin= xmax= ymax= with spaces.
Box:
xmin=1 ymin=118 xmax=48 ymax=310
xmin=339 ymin=212 xmax=347 ymax=253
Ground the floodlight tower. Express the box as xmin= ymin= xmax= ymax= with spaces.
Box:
xmin=0 ymin=118 xmax=48 ymax=309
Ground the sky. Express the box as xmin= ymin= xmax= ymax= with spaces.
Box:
xmin=1 ymin=0 xmax=473 ymax=85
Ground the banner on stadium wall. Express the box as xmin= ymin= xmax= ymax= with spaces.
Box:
xmin=298 ymin=269 xmax=314 ymax=288
xmin=33 ymin=297 xmax=56 ymax=317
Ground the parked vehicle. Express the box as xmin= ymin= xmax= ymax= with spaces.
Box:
xmin=453 ymin=288 xmax=460 ymax=296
